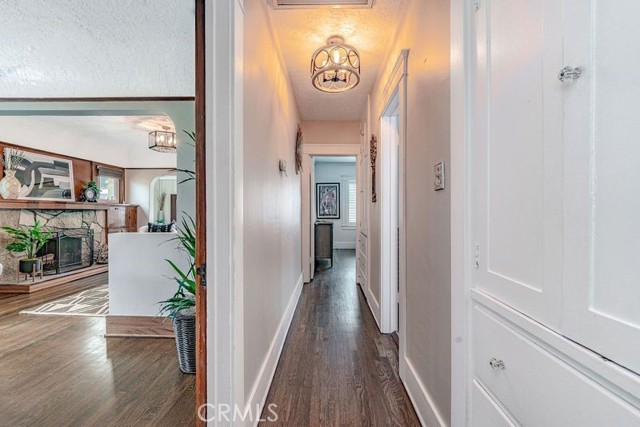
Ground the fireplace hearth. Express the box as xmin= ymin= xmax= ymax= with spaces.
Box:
xmin=39 ymin=229 xmax=94 ymax=275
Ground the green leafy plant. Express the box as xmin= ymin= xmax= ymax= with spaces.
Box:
xmin=159 ymin=215 xmax=196 ymax=318
xmin=2 ymin=221 xmax=53 ymax=260
xmin=83 ymin=181 xmax=98 ymax=190
xmin=174 ymin=130 xmax=196 ymax=184
xmin=1 ymin=148 xmax=25 ymax=171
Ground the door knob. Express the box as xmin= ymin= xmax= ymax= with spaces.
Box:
xmin=489 ymin=358 xmax=505 ymax=370
xmin=558 ymin=66 xmax=582 ymax=82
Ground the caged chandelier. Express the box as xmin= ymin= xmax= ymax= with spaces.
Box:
xmin=148 ymin=126 xmax=177 ymax=153
xmin=310 ymin=36 xmax=361 ymax=93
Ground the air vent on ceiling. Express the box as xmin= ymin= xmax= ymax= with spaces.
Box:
xmin=269 ymin=0 xmax=374 ymax=9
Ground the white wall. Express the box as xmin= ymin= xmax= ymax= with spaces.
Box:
xmin=242 ymin=0 xmax=303 ymax=413
xmin=108 ymin=232 xmax=185 ymax=316
xmin=125 ymin=169 xmax=175 ymax=227
xmin=0 ymin=0 xmax=194 ymax=97
xmin=313 ymin=160 xmax=357 ymax=249
xmin=302 ymin=121 xmax=361 ymax=145
xmin=365 ymin=0 xmax=452 ymax=424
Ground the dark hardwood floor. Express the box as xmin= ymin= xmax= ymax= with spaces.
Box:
xmin=0 ymin=272 xmax=195 ymax=427
xmin=260 ymin=250 xmax=421 ymax=427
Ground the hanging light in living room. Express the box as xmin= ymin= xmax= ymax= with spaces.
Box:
xmin=148 ymin=126 xmax=177 ymax=153
xmin=310 ymin=36 xmax=361 ymax=93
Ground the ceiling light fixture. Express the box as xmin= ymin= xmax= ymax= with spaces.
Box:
xmin=148 ymin=126 xmax=177 ymax=153
xmin=310 ymin=36 xmax=360 ymax=93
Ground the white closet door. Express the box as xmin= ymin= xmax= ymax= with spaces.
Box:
xmin=471 ymin=0 xmax=564 ymax=326
xmin=562 ymin=0 xmax=640 ymax=374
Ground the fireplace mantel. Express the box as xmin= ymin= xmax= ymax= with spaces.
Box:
xmin=0 ymin=200 xmax=127 ymax=210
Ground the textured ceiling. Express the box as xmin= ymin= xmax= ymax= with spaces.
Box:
xmin=0 ymin=116 xmax=177 ymax=169
xmin=0 ymin=0 xmax=194 ymax=97
xmin=270 ymin=0 xmax=406 ymax=121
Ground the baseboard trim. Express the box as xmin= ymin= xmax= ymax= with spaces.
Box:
xmin=363 ymin=285 xmax=382 ymax=331
xmin=105 ymin=315 xmax=174 ymax=338
xmin=246 ymin=273 xmax=304 ymax=427
xmin=403 ymin=356 xmax=447 ymax=427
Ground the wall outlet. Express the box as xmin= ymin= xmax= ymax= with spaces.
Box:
xmin=434 ymin=161 xmax=445 ymax=191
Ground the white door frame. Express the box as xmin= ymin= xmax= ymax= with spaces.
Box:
xmin=377 ymin=50 xmax=408 ymax=369
xmin=301 ymin=143 xmax=361 ymax=283
xmin=450 ymin=0 xmax=473 ymax=425
xmin=205 ymin=0 xmax=245 ymax=425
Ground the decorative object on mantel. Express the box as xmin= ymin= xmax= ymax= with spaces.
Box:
xmin=370 ymin=134 xmax=378 ymax=203
xmin=295 ymin=126 xmax=303 ymax=174
xmin=5 ymin=148 xmax=75 ymax=201
xmin=0 ymin=148 xmax=25 ymax=200
xmin=156 ymin=192 xmax=167 ymax=224
xmin=1 ymin=220 xmax=52 ymax=281
xmin=311 ymin=35 xmax=361 ymax=93
xmin=80 ymin=181 xmax=99 ymax=203
xmin=317 ymin=183 xmax=340 ymax=219
xmin=159 ymin=215 xmax=197 ymax=374
xmin=149 ymin=126 xmax=177 ymax=153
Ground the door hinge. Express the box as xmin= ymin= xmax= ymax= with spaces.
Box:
xmin=473 ymin=0 xmax=480 ymax=11
xmin=196 ymin=264 xmax=207 ymax=287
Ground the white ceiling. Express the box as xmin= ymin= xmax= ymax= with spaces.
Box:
xmin=0 ymin=115 xmax=177 ymax=169
xmin=0 ymin=0 xmax=194 ymax=98
xmin=269 ymin=0 xmax=406 ymax=121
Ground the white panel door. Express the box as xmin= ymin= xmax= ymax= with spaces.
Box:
xmin=562 ymin=0 xmax=640 ymax=374
xmin=472 ymin=0 xmax=564 ymax=326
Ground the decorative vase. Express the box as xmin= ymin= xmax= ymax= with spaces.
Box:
xmin=157 ymin=210 xmax=165 ymax=224
xmin=0 ymin=170 xmax=21 ymax=199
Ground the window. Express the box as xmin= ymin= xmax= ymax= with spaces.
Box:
xmin=96 ymin=165 xmax=124 ymax=203
xmin=343 ymin=178 xmax=357 ymax=227
xmin=98 ymin=176 xmax=120 ymax=202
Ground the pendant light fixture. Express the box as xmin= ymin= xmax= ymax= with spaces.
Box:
xmin=148 ymin=126 xmax=177 ymax=153
xmin=310 ymin=36 xmax=361 ymax=93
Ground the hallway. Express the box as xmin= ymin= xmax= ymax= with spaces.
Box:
xmin=260 ymin=250 xmax=420 ymax=426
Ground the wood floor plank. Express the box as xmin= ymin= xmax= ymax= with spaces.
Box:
xmin=260 ymin=250 xmax=421 ymax=427
xmin=0 ymin=273 xmax=195 ymax=426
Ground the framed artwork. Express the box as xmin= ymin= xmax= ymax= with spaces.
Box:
xmin=316 ymin=183 xmax=340 ymax=219
xmin=6 ymin=148 xmax=75 ymax=201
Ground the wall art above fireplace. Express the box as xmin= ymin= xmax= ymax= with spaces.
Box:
xmin=4 ymin=148 xmax=75 ymax=201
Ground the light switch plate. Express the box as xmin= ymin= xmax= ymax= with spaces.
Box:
xmin=434 ymin=161 xmax=445 ymax=191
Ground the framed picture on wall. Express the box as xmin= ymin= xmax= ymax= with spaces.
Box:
xmin=316 ymin=183 xmax=340 ymax=219
xmin=5 ymin=148 xmax=75 ymax=201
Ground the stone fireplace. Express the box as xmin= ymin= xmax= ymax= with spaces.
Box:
xmin=39 ymin=228 xmax=95 ymax=275
xmin=0 ymin=209 xmax=106 ymax=284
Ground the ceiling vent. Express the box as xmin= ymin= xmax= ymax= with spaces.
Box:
xmin=269 ymin=0 xmax=374 ymax=9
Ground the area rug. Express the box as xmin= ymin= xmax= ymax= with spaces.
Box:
xmin=20 ymin=285 xmax=109 ymax=317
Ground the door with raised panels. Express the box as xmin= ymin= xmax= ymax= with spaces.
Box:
xmin=561 ymin=0 xmax=640 ymax=374
xmin=471 ymin=0 xmax=564 ymax=327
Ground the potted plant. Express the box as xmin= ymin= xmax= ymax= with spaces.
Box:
xmin=2 ymin=221 xmax=52 ymax=274
xmin=159 ymin=215 xmax=196 ymax=374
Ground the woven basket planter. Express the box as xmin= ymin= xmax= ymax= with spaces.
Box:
xmin=173 ymin=311 xmax=196 ymax=374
